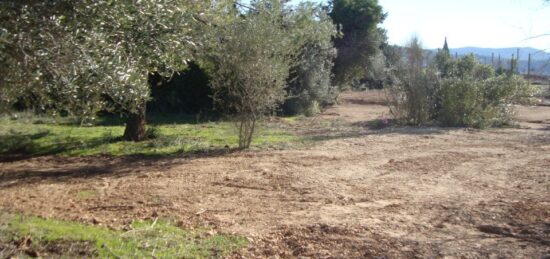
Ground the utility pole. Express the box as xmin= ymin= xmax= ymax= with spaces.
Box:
xmin=527 ymin=53 xmax=531 ymax=76
xmin=510 ymin=54 xmax=515 ymax=72
xmin=491 ymin=52 xmax=495 ymax=68
xmin=516 ymin=48 xmax=520 ymax=73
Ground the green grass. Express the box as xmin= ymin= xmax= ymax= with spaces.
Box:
xmin=280 ymin=115 xmax=304 ymax=125
xmin=1 ymin=212 xmax=247 ymax=258
xmin=0 ymin=113 xmax=303 ymax=157
xmin=75 ymin=189 xmax=99 ymax=200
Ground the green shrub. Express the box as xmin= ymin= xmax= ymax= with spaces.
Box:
xmin=387 ymin=69 xmax=440 ymax=125
xmin=438 ymin=77 xmax=489 ymax=127
xmin=281 ymin=3 xmax=338 ymax=116
xmin=437 ymin=59 xmax=537 ymax=128
xmin=304 ymin=100 xmax=322 ymax=117
xmin=388 ymin=51 xmax=537 ymax=128
xmin=145 ymin=125 xmax=161 ymax=139
xmin=386 ymin=36 xmax=440 ymax=125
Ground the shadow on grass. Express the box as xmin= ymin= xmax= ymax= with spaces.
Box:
xmin=344 ymin=98 xmax=389 ymax=106
xmin=0 ymin=131 xmax=120 ymax=163
xmin=0 ymin=131 xmax=51 ymax=153
xmin=87 ymin=112 xmax=222 ymax=127
xmin=0 ymin=127 xmax=238 ymax=163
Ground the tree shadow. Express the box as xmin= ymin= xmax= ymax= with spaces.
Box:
xmin=87 ymin=112 xmax=222 ymax=127
xmin=0 ymin=126 xmax=239 ymax=163
xmin=303 ymin=119 xmax=455 ymax=143
xmin=0 ymin=148 xmax=240 ymax=189
xmin=0 ymin=131 xmax=120 ymax=163
xmin=0 ymin=131 xmax=50 ymax=154
xmin=344 ymin=98 xmax=389 ymax=106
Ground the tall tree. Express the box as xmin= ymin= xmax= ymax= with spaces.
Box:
xmin=434 ymin=37 xmax=453 ymax=77
xmin=442 ymin=37 xmax=450 ymax=55
xmin=283 ymin=2 xmax=338 ymax=115
xmin=329 ymin=0 xmax=386 ymax=88
xmin=74 ymin=0 xmax=209 ymax=141
xmin=206 ymin=0 xmax=305 ymax=148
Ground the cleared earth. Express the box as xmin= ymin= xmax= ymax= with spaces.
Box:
xmin=1 ymin=91 xmax=549 ymax=258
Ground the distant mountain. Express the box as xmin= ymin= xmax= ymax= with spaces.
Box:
xmin=428 ymin=47 xmax=550 ymax=75
xmin=450 ymin=47 xmax=550 ymax=61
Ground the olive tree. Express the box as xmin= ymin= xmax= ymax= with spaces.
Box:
xmin=1 ymin=0 xmax=209 ymax=141
xmin=0 ymin=1 xmax=100 ymax=116
xmin=207 ymin=0 xmax=298 ymax=149
xmin=283 ymin=2 xmax=338 ymax=116
xmin=387 ymin=36 xmax=439 ymax=125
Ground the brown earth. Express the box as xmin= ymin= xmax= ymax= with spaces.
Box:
xmin=1 ymin=90 xmax=549 ymax=258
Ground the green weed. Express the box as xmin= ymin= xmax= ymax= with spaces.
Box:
xmin=2 ymin=213 xmax=247 ymax=258
xmin=75 ymin=189 xmax=99 ymax=200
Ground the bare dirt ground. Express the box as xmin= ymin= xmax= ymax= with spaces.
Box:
xmin=1 ymin=91 xmax=549 ymax=258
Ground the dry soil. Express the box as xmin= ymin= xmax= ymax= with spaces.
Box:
xmin=0 ymin=91 xmax=549 ymax=258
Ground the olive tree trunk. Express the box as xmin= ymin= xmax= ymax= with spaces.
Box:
xmin=123 ymin=104 xmax=147 ymax=141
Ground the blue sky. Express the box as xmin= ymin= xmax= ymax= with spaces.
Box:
xmin=284 ymin=0 xmax=550 ymax=50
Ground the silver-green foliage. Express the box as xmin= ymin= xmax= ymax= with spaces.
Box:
xmin=1 ymin=0 xmax=207 ymax=116
xmin=74 ymin=0 xmax=206 ymax=114
xmin=388 ymin=40 xmax=539 ymax=128
xmin=284 ymin=2 xmax=337 ymax=116
xmin=208 ymin=0 xmax=299 ymax=148
xmin=438 ymin=57 xmax=538 ymax=127
xmin=387 ymin=37 xmax=439 ymax=125
xmin=0 ymin=1 xmax=99 ymax=115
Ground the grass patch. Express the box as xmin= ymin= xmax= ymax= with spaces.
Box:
xmin=0 ymin=113 xmax=302 ymax=157
xmin=279 ymin=115 xmax=303 ymax=125
xmin=75 ymin=189 xmax=99 ymax=200
xmin=0 ymin=212 xmax=247 ymax=258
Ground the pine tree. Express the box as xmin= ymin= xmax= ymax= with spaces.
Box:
xmin=434 ymin=37 xmax=452 ymax=76
xmin=443 ymin=37 xmax=450 ymax=55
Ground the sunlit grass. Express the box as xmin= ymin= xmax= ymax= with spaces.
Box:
xmin=0 ymin=113 xmax=303 ymax=157
xmin=75 ymin=189 xmax=100 ymax=200
xmin=1 ymin=212 xmax=247 ymax=258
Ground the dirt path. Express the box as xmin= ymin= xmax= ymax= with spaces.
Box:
xmin=1 ymin=91 xmax=549 ymax=258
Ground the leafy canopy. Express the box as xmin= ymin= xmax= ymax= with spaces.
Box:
xmin=329 ymin=0 xmax=386 ymax=87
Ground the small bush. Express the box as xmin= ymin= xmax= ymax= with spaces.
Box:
xmin=386 ymin=36 xmax=439 ymax=125
xmin=304 ymin=100 xmax=321 ymax=117
xmin=387 ymin=69 xmax=439 ymax=125
xmin=145 ymin=126 xmax=161 ymax=139
xmin=438 ymin=77 xmax=488 ymax=127
xmin=368 ymin=115 xmax=392 ymax=130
